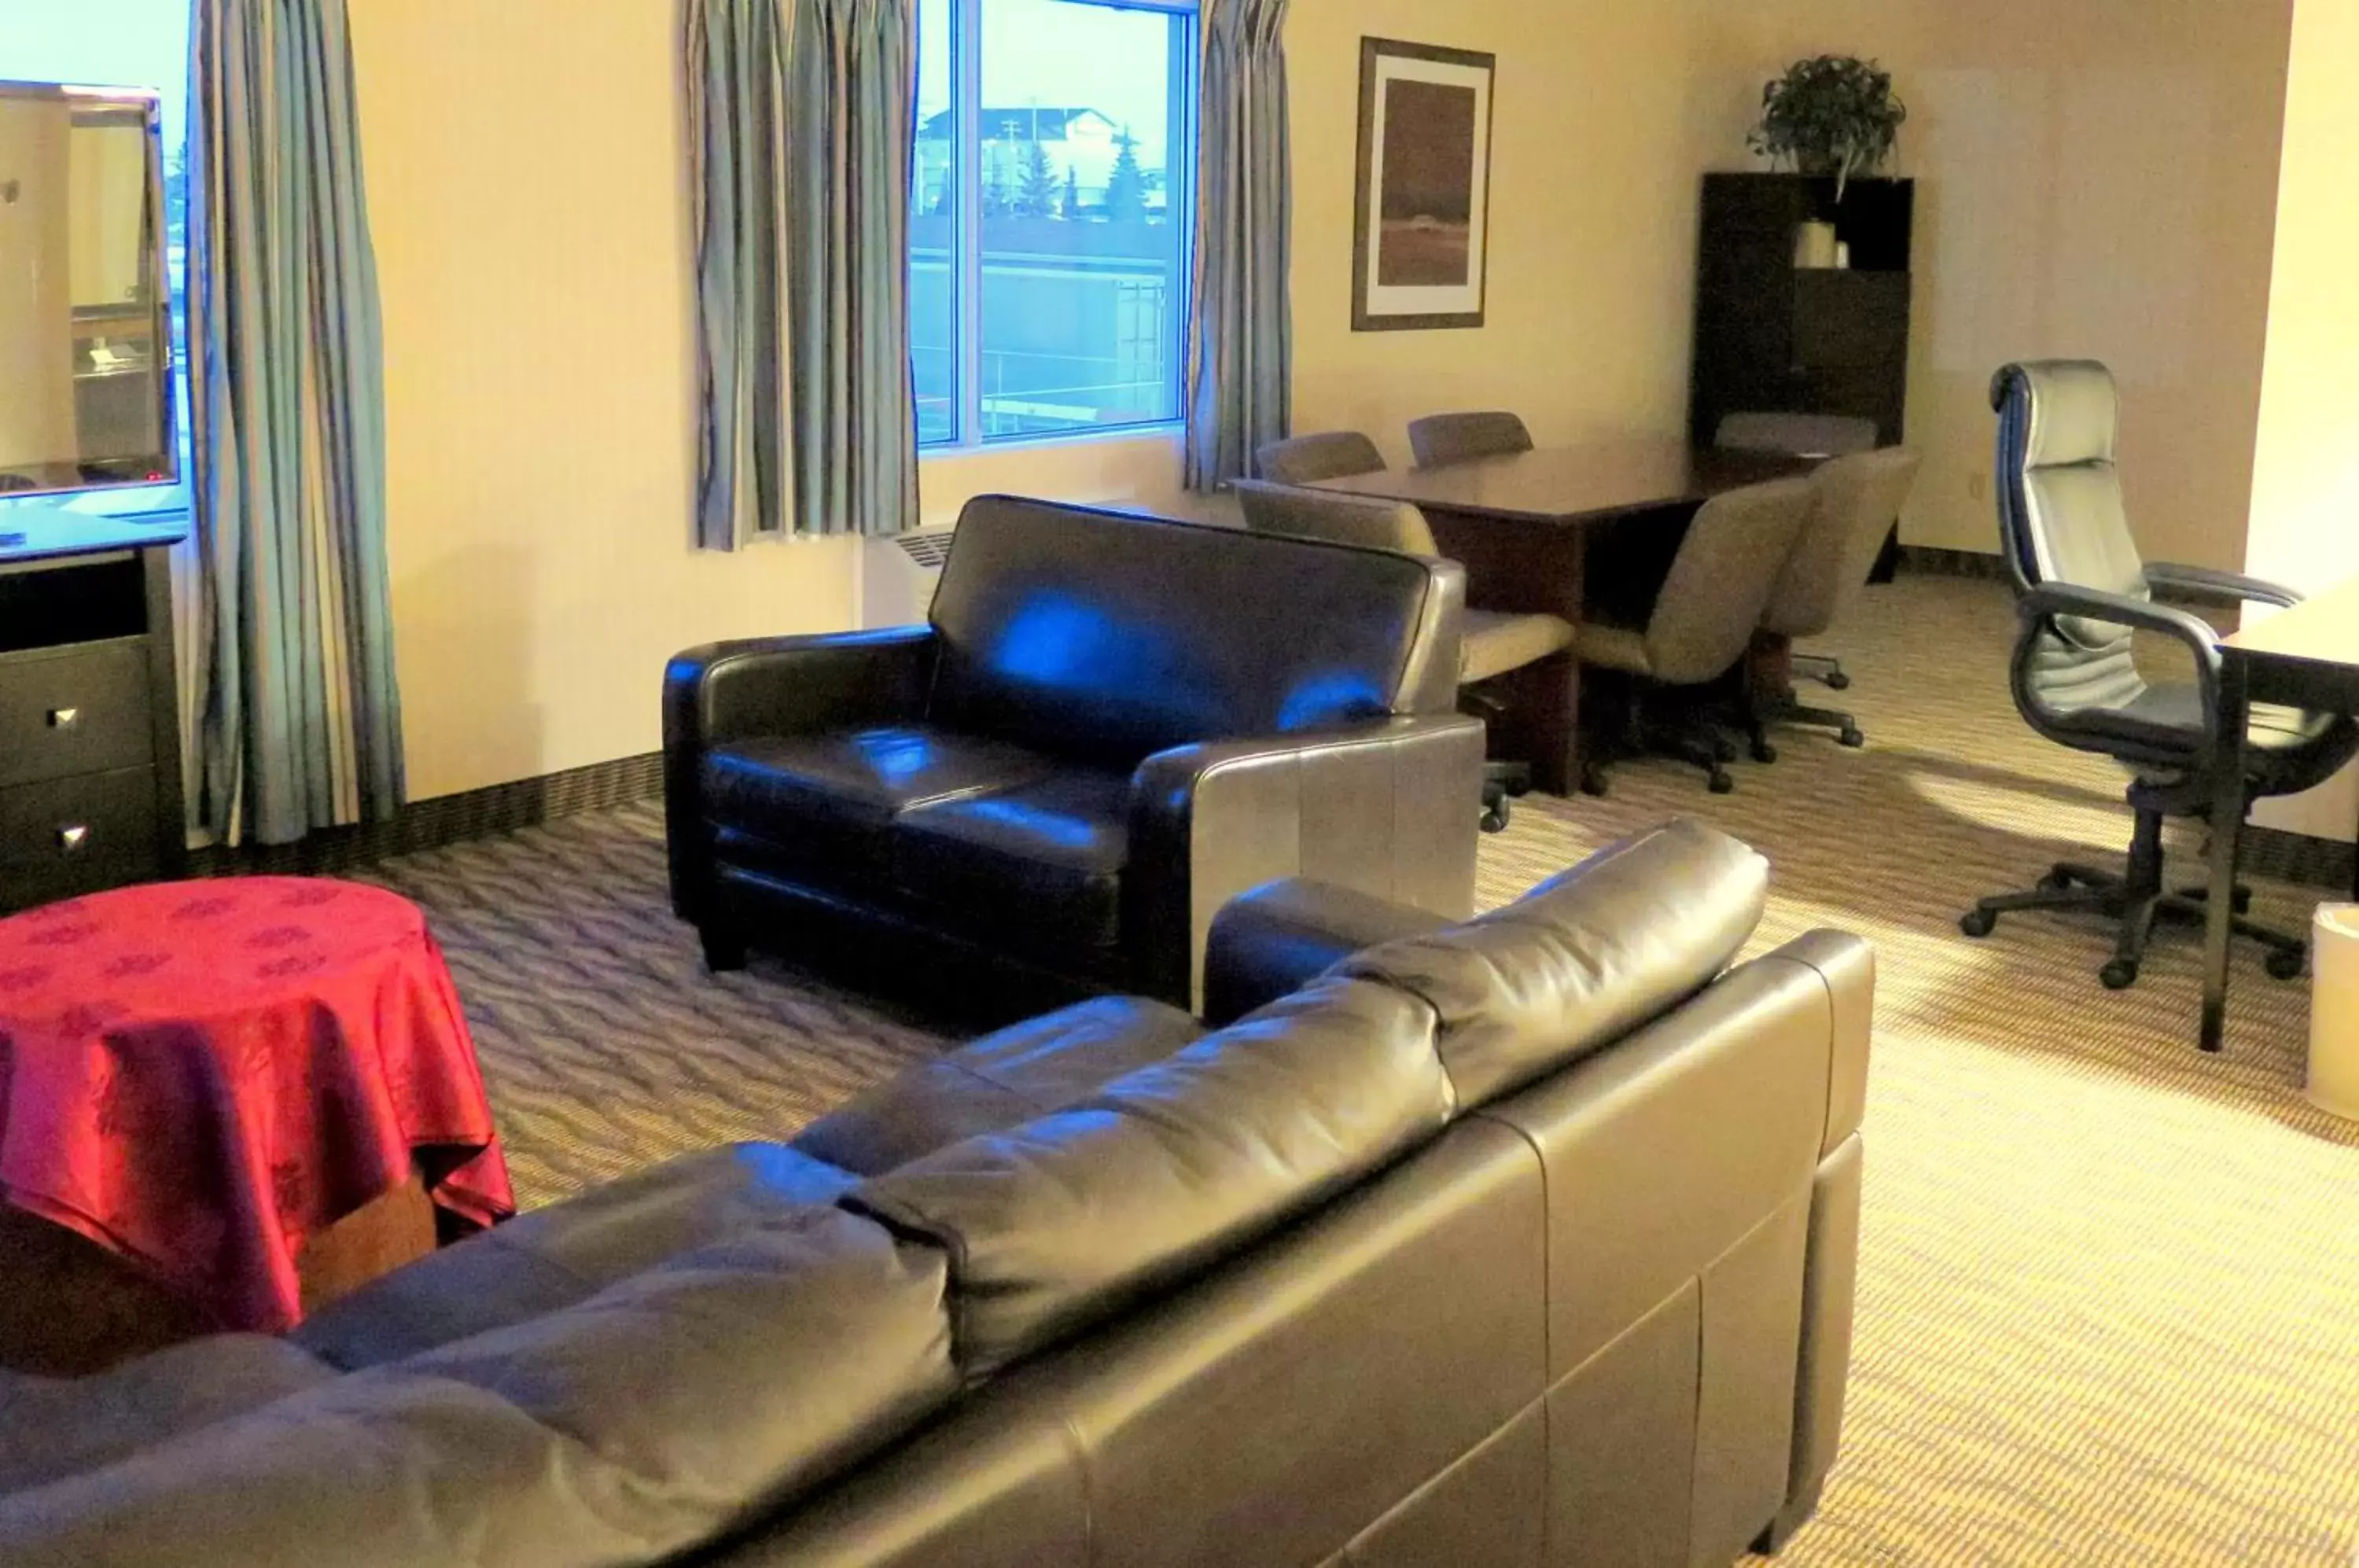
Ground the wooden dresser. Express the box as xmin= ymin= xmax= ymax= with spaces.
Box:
xmin=0 ymin=510 xmax=187 ymax=915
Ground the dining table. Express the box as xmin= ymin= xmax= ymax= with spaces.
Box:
xmin=1308 ymin=436 xmax=1814 ymax=793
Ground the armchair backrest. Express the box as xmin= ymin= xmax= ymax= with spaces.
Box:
xmin=1992 ymin=360 xmax=2149 ymax=711
xmin=926 ymin=495 xmax=1465 ymax=767
xmin=1762 ymin=447 xmax=1923 ymax=640
xmin=1233 ymin=480 xmax=1441 ymax=557
xmin=1644 ymin=477 xmax=1817 ymax=686
xmin=1407 ymin=410 xmax=1533 ymax=469
xmin=1255 ymin=431 xmax=1386 ymax=486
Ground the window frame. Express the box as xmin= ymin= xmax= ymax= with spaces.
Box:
xmin=919 ymin=0 xmax=1199 ymax=455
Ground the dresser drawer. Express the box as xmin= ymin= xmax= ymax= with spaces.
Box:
xmin=0 ymin=768 xmax=160 ymax=912
xmin=0 ymin=640 xmax=155 ymax=789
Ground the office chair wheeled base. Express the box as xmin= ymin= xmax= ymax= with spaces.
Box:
xmin=1960 ymin=809 xmax=2305 ymax=988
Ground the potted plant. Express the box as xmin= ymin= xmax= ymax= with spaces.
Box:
xmin=1747 ymin=55 xmax=1905 ymax=267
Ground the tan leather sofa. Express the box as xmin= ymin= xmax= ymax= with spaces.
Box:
xmin=0 ymin=820 xmax=1871 ymax=1568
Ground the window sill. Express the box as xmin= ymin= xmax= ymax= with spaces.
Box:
xmin=919 ymin=420 xmax=1184 ymax=462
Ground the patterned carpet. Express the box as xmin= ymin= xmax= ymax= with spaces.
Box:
xmin=364 ymin=572 xmax=2359 ymax=1567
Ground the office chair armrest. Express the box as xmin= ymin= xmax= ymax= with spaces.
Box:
xmin=2142 ymin=562 xmax=2302 ymax=611
xmin=2020 ymin=581 xmax=2222 ymax=736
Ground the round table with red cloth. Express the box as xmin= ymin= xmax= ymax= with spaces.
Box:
xmin=0 ymin=878 xmax=514 ymax=1334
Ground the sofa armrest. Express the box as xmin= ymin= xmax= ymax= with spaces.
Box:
xmin=1128 ymin=715 xmax=1485 ymax=1011
xmin=1202 ymin=878 xmax=1452 ymax=1029
xmin=664 ymin=626 xmax=939 ymax=919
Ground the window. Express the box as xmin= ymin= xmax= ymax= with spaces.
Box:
xmin=913 ymin=0 xmax=1195 ymax=449
xmin=0 ymin=0 xmax=191 ymax=521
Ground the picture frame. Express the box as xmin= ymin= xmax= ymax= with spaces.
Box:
xmin=1352 ymin=37 xmax=1496 ymax=333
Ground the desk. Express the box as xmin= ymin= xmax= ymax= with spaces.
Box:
xmin=1309 ymin=438 xmax=1810 ymax=791
xmin=2 ymin=504 xmax=190 ymax=913
xmin=2203 ymin=580 xmax=2359 ymax=1051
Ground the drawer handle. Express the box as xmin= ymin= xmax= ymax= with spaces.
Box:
xmin=57 ymin=825 xmax=90 ymax=853
xmin=48 ymin=707 xmax=80 ymax=731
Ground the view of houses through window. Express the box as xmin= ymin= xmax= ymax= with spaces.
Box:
xmin=913 ymin=0 xmax=1194 ymax=447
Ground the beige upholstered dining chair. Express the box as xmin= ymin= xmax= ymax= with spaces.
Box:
xmin=1406 ymin=410 xmax=1533 ymax=469
xmin=1233 ymin=479 xmax=1573 ymax=831
xmin=1713 ymin=410 xmax=1881 ymax=691
xmin=1254 ymin=431 xmax=1386 ymax=486
xmin=1576 ymin=477 xmax=1819 ymax=795
xmin=1747 ymin=447 xmax=1923 ymax=756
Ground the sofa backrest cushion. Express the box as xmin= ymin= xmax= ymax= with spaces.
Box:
xmin=793 ymin=996 xmax=1205 ymax=1179
xmin=926 ymin=496 xmax=1464 ymax=767
xmin=0 ymin=1206 xmax=958 ymax=1568
xmin=295 ymin=1142 xmax=859 ymax=1370
xmin=0 ymin=1335 xmax=335 ymax=1499
xmin=1334 ymin=819 xmax=1769 ymax=1107
xmin=846 ymin=974 xmax=1452 ymax=1379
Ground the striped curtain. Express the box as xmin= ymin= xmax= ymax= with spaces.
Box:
xmin=786 ymin=0 xmax=919 ymax=537
xmin=687 ymin=0 xmax=793 ymax=548
xmin=1184 ymin=0 xmax=1292 ymax=492
xmin=190 ymin=0 xmax=402 ymax=847
xmin=688 ymin=0 xmax=918 ymax=547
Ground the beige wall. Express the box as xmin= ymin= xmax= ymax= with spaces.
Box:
xmin=352 ymin=0 xmax=859 ymax=803
xmin=1699 ymin=2 xmax=2296 ymax=566
xmin=2245 ymin=0 xmax=2359 ymax=839
xmin=1286 ymin=0 xmax=1713 ymax=462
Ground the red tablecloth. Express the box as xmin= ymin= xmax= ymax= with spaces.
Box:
xmin=0 ymin=878 xmax=514 ymax=1333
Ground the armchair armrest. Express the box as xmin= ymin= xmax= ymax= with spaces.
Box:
xmin=1127 ymin=716 xmax=1485 ymax=1011
xmin=663 ymin=625 xmax=939 ymax=919
xmin=2019 ymin=581 xmax=2221 ymax=738
xmin=2143 ymin=561 xmax=2302 ymax=611
xmin=1202 ymin=879 xmax=1451 ymax=1029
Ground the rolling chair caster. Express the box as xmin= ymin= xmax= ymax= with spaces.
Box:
xmin=1959 ymin=909 xmax=1997 ymax=938
xmin=1480 ymin=790 xmax=1511 ymax=834
xmin=1824 ymin=669 xmax=1853 ymax=691
xmin=1750 ymin=736 xmax=1779 ymax=764
xmin=1578 ymin=761 xmax=1610 ymax=798
xmin=1478 ymin=762 xmax=1531 ymax=834
xmin=1706 ymin=766 xmax=1735 ymax=796
xmin=1838 ymin=725 xmax=1866 ymax=749
xmin=2266 ymin=949 xmax=2306 ymax=981
xmin=2099 ymin=959 xmax=2138 ymax=991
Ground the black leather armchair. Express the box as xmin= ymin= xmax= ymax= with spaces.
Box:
xmin=1960 ymin=362 xmax=2359 ymax=988
xmin=665 ymin=495 xmax=1484 ymax=1012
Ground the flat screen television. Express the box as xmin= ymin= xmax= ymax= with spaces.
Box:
xmin=0 ymin=80 xmax=175 ymax=501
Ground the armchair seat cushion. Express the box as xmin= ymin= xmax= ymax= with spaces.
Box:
xmin=705 ymin=725 xmax=1061 ymax=872
xmin=891 ymin=769 xmax=1135 ymax=948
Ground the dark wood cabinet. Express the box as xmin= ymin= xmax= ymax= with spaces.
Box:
xmin=0 ymin=518 xmax=186 ymax=914
xmin=1688 ymin=173 xmax=1914 ymax=451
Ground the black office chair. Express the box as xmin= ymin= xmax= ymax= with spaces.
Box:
xmin=1960 ymin=361 xmax=2359 ymax=988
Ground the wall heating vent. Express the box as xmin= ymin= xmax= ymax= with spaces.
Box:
xmin=859 ymin=527 xmax=957 ymax=628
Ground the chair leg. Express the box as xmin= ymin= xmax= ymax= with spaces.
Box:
xmin=700 ymin=924 xmax=749 ymax=973
xmin=1794 ymin=652 xmax=1849 ymax=690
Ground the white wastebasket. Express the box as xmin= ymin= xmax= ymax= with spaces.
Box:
xmin=2307 ymin=904 xmax=2359 ymax=1121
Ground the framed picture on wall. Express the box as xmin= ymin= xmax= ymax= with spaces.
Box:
xmin=1352 ymin=36 xmax=1496 ymax=332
